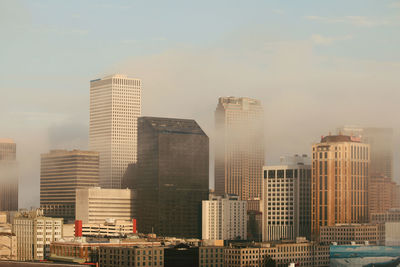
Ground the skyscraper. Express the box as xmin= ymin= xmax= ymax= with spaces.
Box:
xmin=0 ymin=139 xmax=18 ymax=211
xmin=131 ymin=117 xmax=209 ymax=238
xmin=262 ymin=155 xmax=311 ymax=241
xmin=40 ymin=149 xmax=99 ymax=222
xmin=89 ymin=74 xmax=141 ymax=189
xmin=311 ymin=135 xmax=370 ymax=240
xmin=338 ymin=126 xmax=393 ymax=179
xmin=214 ymin=97 xmax=264 ymax=201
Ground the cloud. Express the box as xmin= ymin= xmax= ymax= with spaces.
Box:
xmin=311 ymin=34 xmax=352 ymax=45
xmin=305 ymin=15 xmax=392 ymax=27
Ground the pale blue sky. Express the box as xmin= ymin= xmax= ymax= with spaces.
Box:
xmin=1 ymin=0 xmax=400 ymax=207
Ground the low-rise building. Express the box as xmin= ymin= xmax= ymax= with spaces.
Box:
xmin=319 ymin=224 xmax=380 ymax=245
xmin=370 ymin=208 xmax=400 ymax=223
xmin=63 ymin=219 xmax=135 ymax=239
xmin=12 ymin=209 xmax=62 ymax=261
xmin=199 ymin=246 xmax=224 ymax=267
xmin=223 ymin=238 xmax=329 ymax=267
xmin=99 ymin=246 xmax=164 ymax=267
xmin=0 ymin=212 xmax=16 ymax=260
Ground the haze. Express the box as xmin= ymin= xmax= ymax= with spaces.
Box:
xmin=1 ymin=0 xmax=399 ymax=208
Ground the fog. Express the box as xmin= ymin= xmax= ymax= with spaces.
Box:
xmin=2 ymin=29 xmax=400 ymax=209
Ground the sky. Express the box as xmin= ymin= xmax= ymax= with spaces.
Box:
xmin=1 ymin=0 xmax=400 ymax=208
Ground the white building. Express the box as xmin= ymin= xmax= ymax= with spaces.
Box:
xmin=89 ymin=74 xmax=141 ymax=189
xmin=75 ymin=187 xmax=135 ymax=224
xmin=262 ymin=155 xmax=311 ymax=242
xmin=202 ymin=194 xmax=247 ymax=240
xmin=12 ymin=209 xmax=62 ymax=261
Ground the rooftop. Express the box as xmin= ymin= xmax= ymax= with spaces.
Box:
xmin=140 ymin=117 xmax=206 ymax=135
xmin=320 ymin=135 xmax=361 ymax=143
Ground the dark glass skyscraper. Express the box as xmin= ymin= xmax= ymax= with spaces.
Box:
xmin=131 ymin=117 xmax=209 ymax=238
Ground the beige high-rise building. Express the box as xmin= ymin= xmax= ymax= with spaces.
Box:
xmin=0 ymin=138 xmax=18 ymax=211
xmin=75 ymin=187 xmax=135 ymax=224
xmin=13 ymin=209 xmax=63 ymax=261
xmin=89 ymin=74 xmax=142 ymax=189
xmin=214 ymin=97 xmax=264 ymax=201
xmin=311 ymin=135 xmax=370 ymax=240
xmin=40 ymin=149 xmax=99 ymax=222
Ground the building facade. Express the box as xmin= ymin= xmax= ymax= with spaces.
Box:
xmin=370 ymin=208 xmax=400 ymax=223
xmin=12 ymin=209 xmax=63 ymax=261
xmin=89 ymin=74 xmax=141 ymax=189
xmin=311 ymin=135 xmax=370 ymax=240
xmin=132 ymin=117 xmax=209 ymax=238
xmin=368 ymin=175 xmax=399 ymax=217
xmin=262 ymin=155 xmax=311 ymax=241
xmin=99 ymin=246 xmax=164 ymax=267
xmin=76 ymin=187 xmax=135 ymax=224
xmin=199 ymin=246 xmax=224 ymax=267
xmin=202 ymin=194 xmax=247 ymax=240
xmin=0 ymin=138 xmax=18 ymax=211
xmin=40 ymin=150 xmax=99 ymax=222
xmin=319 ymin=224 xmax=379 ymax=245
xmin=223 ymin=239 xmax=329 ymax=267
xmin=0 ymin=212 xmax=16 ymax=260
xmin=214 ymin=97 xmax=264 ymax=201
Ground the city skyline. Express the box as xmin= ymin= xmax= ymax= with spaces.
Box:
xmin=1 ymin=0 xmax=400 ymax=210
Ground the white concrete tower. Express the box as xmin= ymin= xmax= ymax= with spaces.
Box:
xmin=89 ymin=74 xmax=141 ymax=188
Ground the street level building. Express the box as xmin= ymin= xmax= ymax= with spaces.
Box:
xmin=370 ymin=208 xmax=400 ymax=223
xmin=0 ymin=212 xmax=16 ymax=260
xmin=12 ymin=209 xmax=63 ymax=261
xmin=262 ymin=155 xmax=311 ymax=241
xmin=214 ymin=97 xmax=264 ymax=201
xmin=319 ymin=224 xmax=379 ymax=245
xmin=202 ymin=194 xmax=247 ymax=240
xmin=76 ymin=187 xmax=135 ymax=224
xmin=199 ymin=246 xmax=224 ymax=267
xmin=89 ymin=74 xmax=142 ymax=189
xmin=132 ymin=117 xmax=209 ymax=238
xmin=40 ymin=149 xmax=99 ymax=222
xmin=99 ymin=246 xmax=164 ymax=267
xmin=0 ymin=138 xmax=18 ymax=211
xmin=311 ymin=135 xmax=370 ymax=240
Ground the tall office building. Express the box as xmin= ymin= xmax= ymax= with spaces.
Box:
xmin=368 ymin=174 xmax=399 ymax=216
xmin=40 ymin=149 xmax=99 ymax=222
xmin=338 ymin=126 xmax=393 ymax=179
xmin=202 ymin=194 xmax=247 ymax=240
xmin=311 ymin=135 xmax=370 ymax=240
xmin=262 ymin=155 xmax=311 ymax=241
xmin=0 ymin=138 xmax=18 ymax=211
xmin=89 ymin=74 xmax=141 ymax=189
xmin=214 ymin=97 xmax=264 ymax=201
xmin=131 ymin=117 xmax=209 ymax=238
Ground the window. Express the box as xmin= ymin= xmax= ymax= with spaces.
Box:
xmin=277 ymin=170 xmax=284 ymax=178
xmin=268 ymin=170 xmax=276 ymax=178
xmin=286 ymin=169 xmax=293 ymax=178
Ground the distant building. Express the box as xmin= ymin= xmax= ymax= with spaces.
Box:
xmin=12 ymin=209 xmax=63 ymax=261
xmin=131 ymin=117 xmax=209 ymax=238
xmin=319 ymin=224 xmax=380 ymax=245
xmin=0 ymin=212 xmax=17 ymax=260
xmin=75 ymin=187 xmax=135 ymax=224
xmin=199 ymin=246 xmax=224 ymax=267
xmin=64 ymin=219 xmax=135 ymax=238
xmin=214 ymin=97 xmax=265 ymax=201
xmin=384 ymin=222 xmax=400 ymax=246
xmin=89 ymin=74 xmax=142 ymax=189
xmin=311 ymin=135 xmax=370 ymax=240
xmin=202 ymin=194 xmax=247 ymax=240
xmin=370 ymin=208 xmax=400 ymax=223
xmin=0 ymin=138 xmax=18 ymax=211
xmin=99 ymin=246 xmax=164 ymax=267
xmin=223 ymin=238 xmax=330 ymax=267
xmin=368 ymin=174 xmax=399 ymax=217
xmin=262 ymin=155 xmax=311 ymax=241
xmin=338 ymin=126 xmax=393 ymax=179
xmin=40 ymin=149 xmax=99 ymax=222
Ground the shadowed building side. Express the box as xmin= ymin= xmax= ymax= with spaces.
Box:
xmin=133 ymin=117 xmax=209 ymax=238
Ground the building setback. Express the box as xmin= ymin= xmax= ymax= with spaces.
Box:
xmin=89 ymin=74 xmax=142 ymax=189
xmin=130 ymin=117 xmax=209 ymax=238
xmin=202 ymin=194 xmax=247 ymax=240
xmin=214 ymin=97 xmax=264 ymax=202
xmin=75 ymin=187 xmax=135 ymax=224
xmin=262 ymin=155 xmax=311 ymax=242
xmin=311 ymin=135 xmax=370 ymax=240
xmin=0 ymin=138 xmax=18 ymax=211
xmin=40 ymin=149 xmax=99 ymax=222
